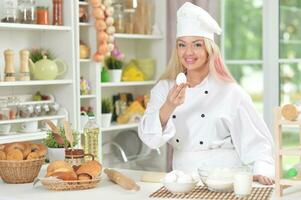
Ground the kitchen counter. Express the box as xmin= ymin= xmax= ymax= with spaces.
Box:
xmin=0 ymin=168 xmax=300 ymax=200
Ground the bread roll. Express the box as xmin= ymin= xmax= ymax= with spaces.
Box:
xmin=76 ymin=160 xmax=102 ymax=178
xmin=26 ymin=152 xmax=40 ymax=160
xmin=7 ymin=149 xmax=23 ymax=160
xmin=0 ymin=150 xmax=6 ymax=160
xmin=46 ymin=161 xmax=73 ymax=176
xmin=78 ymin=173 xmax=92 ymax=180
xmin=49 ymin=171 xmax=78 ymax=181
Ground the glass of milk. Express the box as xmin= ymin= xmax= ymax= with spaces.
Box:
xmin=233 ymin=167 xmax=253 ymax=197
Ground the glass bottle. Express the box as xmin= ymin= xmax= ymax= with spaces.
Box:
xmin=53 ymin=0 xmax=63 ymax=25
xmin=83 ymin=116 xmax=100 ymax=161
xmin=113 ymin=3 xmax=125 ymax=33
xmin=2 ymin=0 xmax=18 ymax=23
xmin=18 ymin=0 xmax=36 ymax=24
xmin=124 ymin=9 xmax=135 ymax=34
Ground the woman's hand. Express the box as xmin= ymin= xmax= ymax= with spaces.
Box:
xmin=159 ymin=83 xmax=189 ymax=127
xmin=253 ymin=175 xmax=274 ymax=185
xmin=165 ymin=83 xmax=189 ymax=108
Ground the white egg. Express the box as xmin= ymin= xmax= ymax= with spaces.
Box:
xmin=176 ymin=72 xmax=187 ymax=85
xmin=164 ymin=173 xmax=178 ymax=183
xmin=177 ymin=174 xmax=193 ymax=183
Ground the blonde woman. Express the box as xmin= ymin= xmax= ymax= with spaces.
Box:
xmin=138 ymin=2 xmax=274 ymax=185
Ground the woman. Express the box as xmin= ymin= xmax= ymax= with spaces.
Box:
xmin=138 ymin=2 xmax=274 ymax=185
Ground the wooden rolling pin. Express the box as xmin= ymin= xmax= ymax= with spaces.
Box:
xmin=104 ymin=168 xmax=140 ymax=191
xmin=140 ymin=171 xmax=166 ymax=183
xmin=281 ymin=104 xmax=301 ymax=121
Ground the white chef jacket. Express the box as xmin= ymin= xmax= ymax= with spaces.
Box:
xmin=138 ymin=73 xmax=275 ymax=177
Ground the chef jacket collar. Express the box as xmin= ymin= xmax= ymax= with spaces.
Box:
xmin=187 ymin=72 xmax=211 ymax=89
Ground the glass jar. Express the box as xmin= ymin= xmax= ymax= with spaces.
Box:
xmin=113 ymin=3 xmax=125 ymax=33
xmin=0 ymin=98 xmax=9 ymax=121
xmin=36 ymin=6 xmax=49 ymax=25
xmin=124 ymin=9 xmax=135 ymax=34
xmin=18 ymin=0 xmax=36 ymax=24
xmin=1 ymin=0 xmax=18 ymax=23
xmin=65 ymin=149 xmax=94 ymax=166
xmin=7 ymin=96 xmax=19 ymax=120
xmin=53 ymin=0 xmax=63 ymax=25
xmin=82 ymin=116 xmax=100 ymax=161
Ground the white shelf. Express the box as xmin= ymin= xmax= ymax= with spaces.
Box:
xmin=280 ymin=39 xmax=301 ymax=45
xmin=115 ymin=33 xmax=163 ymax=40
xmin=0 ymin=23 xmax=71 ymax=31
xmin=279 ymin=147 xmax=301 ymax=155
xmin=0 ymin=131 xmax=47 ymax=144
xmin=0 ymin=115 xmax=66 ymax=125
xmin=80 ymin=94 xmax=96 ymax=99
xmin=19 ymin=100 xmax=53 ymax=106
xmin=0 ymin=80 xmax=73 ymax=86
xmin=79 ymin=1 xmax=89 ymax=5
xmin=80 ymin=59 xmax=91 ymax=62
xmin=100 ymin=81 xmax=156 ymax=87
xmin=79 ymin=23 xmax=92 ymax=26
xmin=101 ymin=123 xmax=138 ymax=132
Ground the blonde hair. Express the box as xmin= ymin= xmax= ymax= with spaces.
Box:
xmin=160 ymin=38 xmax=236 ymax=83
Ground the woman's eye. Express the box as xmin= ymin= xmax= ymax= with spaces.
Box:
xmin=178 ymin=43 xmax=186 ymax=48
xmin=194 ymin=43 xmax=202 ymax=48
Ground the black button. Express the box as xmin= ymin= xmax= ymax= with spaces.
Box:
xmin=199 ymin=141 xmax=203 ymax=145
xmin=204 ymin=90 xmax=208 ymax=94
xmin=176 ymin=139 xmax=179 ymax=143
xmin=201 ymin=114 xmax=205 ymax=118
xmin=172 ymin=115 xmax=176 ymax=119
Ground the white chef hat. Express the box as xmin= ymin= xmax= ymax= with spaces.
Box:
xmin=176 ymin=2 xmax=222 ymax=41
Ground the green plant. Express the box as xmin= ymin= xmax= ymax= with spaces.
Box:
xmin=105 ymin=56 xmax=123 ymax=70
xmin=30 ymin=48 xmax=55 ymax=63
xmin=43 ymin=126 xmax=79 ymax=148
xmin=102 ymin=98 xmax=113 ymax=113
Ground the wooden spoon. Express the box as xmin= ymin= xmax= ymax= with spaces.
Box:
xmin=44 ymin=119 xmax=65 ymax=148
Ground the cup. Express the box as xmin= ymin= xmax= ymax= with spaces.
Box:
xmin=19 ymin=121 xmax=38 ymax=133
xmin=233 ymin=167 xmax=253 ymax=197
xmin=0 ymin=124 xmax=11 ymax=135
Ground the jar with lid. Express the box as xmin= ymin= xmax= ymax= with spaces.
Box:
xmin=0 ymin=98 xmax=9 ymax=121
xmin=18 ymin=0 xmax=36 ymax=24
xmin=1 ymin=0 xmax=18 ymax=23
xmin=124 ymin=9 xmax=135 ymax=34
xmin=113 ymin=3 xmax=125 ymax=33
xmin=53 ymin=0 xmax=63 ymax=25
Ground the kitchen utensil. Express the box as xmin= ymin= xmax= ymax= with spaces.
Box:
xmin=4 ymin=49 xmax=16 ymax=82
xmin=19 ymin=49 xmax=30 ymax=81
xmin=104 ymin=168 xmax=140 ymax=191
xmin=63 ymin=119 xmax=73 ymax=148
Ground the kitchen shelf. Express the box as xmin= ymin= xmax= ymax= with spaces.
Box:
xmin=79 ymin=1 xmax=89 ymax=5
xmin=279 ymin=119 xmax=301 ymax=125
xmin=279 ymin=147 xmax=301 ymax=155
xmin=80 ymin=94 xmax=96 ymax=99
xmin=0 ymin=80 xmax=73 ymax=87
xmin=100 ymin=81 xmax=156 ymax=87
xmin=80 ymin=59 xmax=91 ymax=62
xmin=0 ymin=23 xmax=71 ymax=31
xmin=101 ymin=123 xmax=138 ymax=132
xmin=79 ymin=22 xmax=92 ymax=26
xmin=0 ymin=131 xmax=47 ymax=144
xmin=0 ymin=115 xmax=66 ymax=125
xmin=115 ymin=33 xmax=163 ymax=40
xmin=280 ymin=39 xmax=301 ymax=45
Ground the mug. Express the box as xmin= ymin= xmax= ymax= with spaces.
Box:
xmin=0 ymin=124 xmax=11 ymax=135
xmin=19 ymin=121 xmax=38 ymax=133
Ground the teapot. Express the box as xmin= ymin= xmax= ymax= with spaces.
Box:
xmin=29 ymin=55 xmax=67 ymax=80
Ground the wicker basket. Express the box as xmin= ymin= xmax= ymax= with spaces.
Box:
xmin=40 ymin=177 xmax=101 ymax=191
xmin=0 ymin=158 xmax=45 ymax=184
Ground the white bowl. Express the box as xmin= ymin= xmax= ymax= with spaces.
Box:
xmin=162 ymin=180 xmax=197 ymax=194
xmin=205 ymin=179 xmax=233 ymax=192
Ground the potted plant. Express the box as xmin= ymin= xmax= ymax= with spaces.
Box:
xmin=43 ymin=126 xmax=79 ymax=162
xmin=105 ymin=55 xmax=123 ymax=82
xmin=101 ymin=98 xmax=113 ymax=128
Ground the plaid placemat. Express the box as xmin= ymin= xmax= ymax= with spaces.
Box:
xmin=149 ymin=186 xmax=273 ymax=200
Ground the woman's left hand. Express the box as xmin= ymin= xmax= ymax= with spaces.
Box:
xmin=253 ymin=175 xmax=274 ymax=185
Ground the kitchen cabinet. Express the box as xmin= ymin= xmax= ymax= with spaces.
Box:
xmin=0 ymin=0 xmax=76 ymax=144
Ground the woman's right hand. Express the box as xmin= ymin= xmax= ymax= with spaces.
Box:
xmin=159 ymin=83 xmax=189 ymax=127
xmin=165 ymin=83 xmax=189 ymax=109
